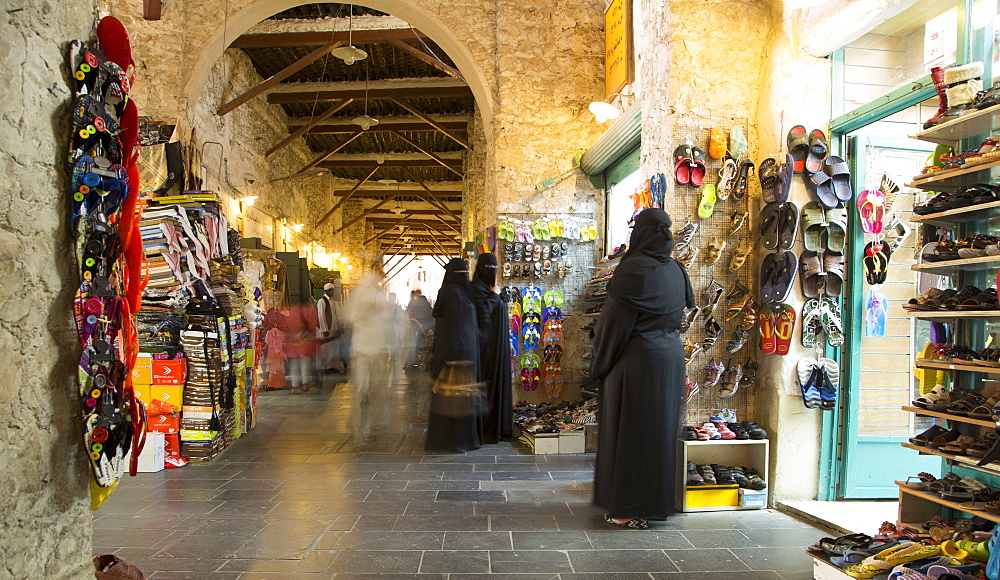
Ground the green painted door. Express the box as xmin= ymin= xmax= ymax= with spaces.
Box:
xmin=839 ymin=134 xmax=941 ymax=499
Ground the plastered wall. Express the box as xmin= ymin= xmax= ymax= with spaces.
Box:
xmin=0 ymin=2 xmax=103 ymax=579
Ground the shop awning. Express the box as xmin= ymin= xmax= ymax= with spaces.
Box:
xmin=579 ymin=102 xmax=642 ymax=176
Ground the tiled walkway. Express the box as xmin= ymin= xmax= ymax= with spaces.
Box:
xmin=94 ymin=369 xmax=827 ymax=578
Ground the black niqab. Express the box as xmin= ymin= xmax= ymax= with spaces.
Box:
xmin=607 ymin=208 xmax=694 ymax=315
xmin=474 ymin=253 xmax=498 ymax=288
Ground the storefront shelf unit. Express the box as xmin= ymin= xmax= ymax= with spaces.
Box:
xmin=911 ymin=255 xmax=1000 ymax=273
xmin=896 ymin=481 xmax=1000 ymax=527
xmin=912 ymin=103 xmax=1000 ymax=146
xmin=901 ymin=405 xmax=997 ymax=428
xmin=899 ymin=443 xmax=1000 ymax=478
xmin=904 ymin=158 xmax=1000 ymax=192
xmin=908 ymin=199 xmax=1000 ymax=226
xmin=904 ymin=309 xmax=1000 ymax=320
xmin=677 ymin=439 xmax=769 ymax=513
xmin=913 ymin=359 xmax=1000 ymax=375
xmin=586 ymin=277 xmax=613 ymax=286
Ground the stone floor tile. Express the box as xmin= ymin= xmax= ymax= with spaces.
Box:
xmin=568 ymin=549 xmax=679 ymax=572
xmin=442 ymin=531 xmax=513 ymax=551
xmin=488 ymin=550 xmax=572 ymax=573
xmin=665 ymin=548 xmax=754 ymax=572
xmin=327 ymin=550 xmax=424 ymax=573
xmin=419 ymin=550 xmax=491 ymax=573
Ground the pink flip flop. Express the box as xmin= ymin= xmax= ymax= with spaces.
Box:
xmin=857 ymin=189 xmax=886 ymax=234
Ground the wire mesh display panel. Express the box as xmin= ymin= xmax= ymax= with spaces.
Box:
xmin=669 ymin=115 xmax=758 ymax=427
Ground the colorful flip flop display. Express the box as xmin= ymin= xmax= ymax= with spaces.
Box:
xmin=68 ymin=17 xmax=148 ymax=508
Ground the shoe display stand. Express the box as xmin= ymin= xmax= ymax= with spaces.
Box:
xmin=896 ymin=107 xmax=1000 ymax=527
xmin=676 ymin=439 xmax=769 ymax=512
xmin=671 ymin=116 xmax=758 ymax=426
xmin=500 ymin=212 xmax=596 ymax=403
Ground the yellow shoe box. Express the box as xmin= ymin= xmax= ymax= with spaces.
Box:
xmin=685 ymin=484 xmax=740 ymax=508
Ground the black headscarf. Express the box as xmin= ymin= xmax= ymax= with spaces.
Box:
xmin=435 ymin=258 xmax=470 ymax=317
xmin=473 ymin=253 xmax=498 ymax=288
xmin=607 ymin=208 xmax=695 ymax=314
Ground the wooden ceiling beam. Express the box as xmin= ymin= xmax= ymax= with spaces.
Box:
xmin=268 ymin=85 xmax=473 ymax=104
xmin=402 ymin=167 xmax=461 ymax=223
xmin=366 ymin=208 xmax=461 ymax=216
xmin=289 ymin=114 xmax=469 ymax=129
xmin=296 ymin=130 xmax=364 ymax=174
xmin=329 ymin=194 xmax=400 ymax=235
xmin=315 ymin=165 xmax=382 ymax=227
xmin=218 ymin=40 xmax=342 ymax=115
xmin=266 ymin=98 xmax=353 ymax=158
xmin=231 ymin=29 xmax=421 ymax=49
xmin=318 ymin=159 xmax=461 ymax=169
xmin=386 ymin=37 xmax=464 ymax=81
xmin=332 ymin=188 xmax=462 ymax=198
xmin=389 ymin=98 xmax=469 ymax=149
xmin=296 ymin=122 xmax=468 ymax=135
xmin=389 ymin=130 xmax=464 ymax=178
xmin=268 ymin=78 xmax=466 ymax=95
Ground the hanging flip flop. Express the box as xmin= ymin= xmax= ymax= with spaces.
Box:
xmin=796 ymin=357 xmax=823 ymax=409
xmin=774 ymin=303 xmax=796 ymax=356
xmin=865 ymin=288 xmax=888 ymax=338
xmin=801 ymin=298 xmax=824 ymax=348
xmin=818 ymin=358 xmax=839 ymax=410
xmin=858 ymin=189 xmax=887 ymax=234
xmin=822 ymin=297 xmax=845 ymax=347
xmin=759 ymin=304 xmax=778 ymax=355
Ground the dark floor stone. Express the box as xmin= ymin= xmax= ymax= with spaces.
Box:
xmin=437 ymin=490 xmax=506 ymax=502
xmin=569 ymin=549 xmax=679 ymax=572
xmin=488 ymin=550 xmax=572 ymax=573
xmin=419 ymin=550 xmax=490 ymax=573
xmin=665 ymin=548 xmax=754 ymax=572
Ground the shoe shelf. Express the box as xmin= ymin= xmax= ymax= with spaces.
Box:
xmin=912 ymin=103 xmax=1000 ymax=146
xmin=911 ymin=255 xmax=1000 ymax=273
xmin=901 ymin=405 xmax=996 ymax=427
xmin=899 ymin=443 xmax=1000 ymax=478
xmin=896 ymin=481 xmax=1000 ymax=526
xmin=913 ymin=359 xmax=1000 ymax=375
xmin=586 ymin=277 xmax=613 ymax=286
xmin=904 ymin=158 xmax=1000 ymax=192
xmin=677 ymin=439 xmax=769 ymax=513
xmin=909 ymin=199 xmax=1000 ymax=226
xmin=905 ymin=309 xmax=1000 ymax=320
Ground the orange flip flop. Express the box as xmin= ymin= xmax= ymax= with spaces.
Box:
xmin=774 ymin=303 xmax=796 ymax=356
xmin=759 ymin=304 xmax=778 ymax=355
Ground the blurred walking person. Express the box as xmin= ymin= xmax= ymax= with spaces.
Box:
xmin=345 ymin=275 xmax=395 ymax=442
xmin=316 ymin=282 xmax=344 ymax=374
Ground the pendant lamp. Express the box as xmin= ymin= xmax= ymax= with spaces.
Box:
xmin=331 ymin=5 xmax=368 ymax=65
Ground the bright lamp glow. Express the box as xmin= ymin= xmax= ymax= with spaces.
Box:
xmin=289 ymin=223 xmax=304 ymax=232
xmin=588 ymin=101 xmax=621 ymax=123
xmin=238 ymin=195 xmax=258 ymax=206
xmin=339 ymin=256 xmax=349 ymax=263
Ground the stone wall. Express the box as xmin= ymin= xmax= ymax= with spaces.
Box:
xmin=0 ymin=2 xmax=104 ymax=578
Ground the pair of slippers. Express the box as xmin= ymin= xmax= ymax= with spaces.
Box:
xmin=858 ymin=189 xmax=887 ymax=234
xmin=760 ymin=202 xmax=798 ymax=250
xmin=759 ymin=302 xmax=795 ymax=356
xmin=801 ymin=297 xmax=844 ymax=348
xmin=519 ymin=368 xmax=540 ymax=391
xmin=864 ymin=241 xmax=893 ymax=285
xmin=797 ymin=357 xmax=838 ymax=410
xmin=800 ymin=202 xmax=848 ymax=253
xmin=761 ymin=251 xmax=798 ymax=303
xmin=799 ymin=250 xmax=845 ymax=298
xmin=673 ymin=144 xmax=707 ymax=186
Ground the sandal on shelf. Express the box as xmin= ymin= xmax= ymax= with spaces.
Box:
xmin=939 ymin=435 xmax=979 ymax=456
xmin=912 ymin=384 xmax=949 ymax=410
xmin=968 ymin=395 xmax=1000 ymax=420
xmin=909 ymin=424 xmax=948 ymax=445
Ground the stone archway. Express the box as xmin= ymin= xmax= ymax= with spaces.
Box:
xmin=177 ymin=0 xmax=495 ymax=140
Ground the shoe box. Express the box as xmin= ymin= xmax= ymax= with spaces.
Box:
xmin=739 ymin=488 xmax=767 ymax=508
xmin=515 ymin=426 xmax=585 ymax=454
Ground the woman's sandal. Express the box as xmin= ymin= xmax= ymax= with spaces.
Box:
xmin=604 ymin=513 xmax=649 ymax=529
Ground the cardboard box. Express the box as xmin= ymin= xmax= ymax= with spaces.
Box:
xmin=132 ymin=384 xmax=151 ymax=406
xmin=152 ymin=359 xmax=186 ymax=385
xmin=148 ymin=411 xmax=180 ymax=434
xmin=739 ymin=488 xmax=767 ymax=509
xmin=131 ymin=356 xmax=152 ymax=385
xmin=136 ymin=431 xmax=165 ymax=473
xmin=148 ymin=385 xmax=183 ymax=407
xmin=518 ymin=431 xmax=560 ymax=454
xmin=163 ymin=433 xmax=181 ymax=456
xmin=558 ymin=431 xmax=585 ymax=454
xmin=182 ymin=405 xmax=217 ymax=420
xmin=180 ymin=429 xmax=219 ymax=441
xmin=685 ymin=484 xmax=740 ymax=509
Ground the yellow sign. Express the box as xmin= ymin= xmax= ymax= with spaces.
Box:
xmin=604 ymin=0 xmax=632 ymax=97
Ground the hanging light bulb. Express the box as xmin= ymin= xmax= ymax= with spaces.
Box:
xmin=352 ymin=56 xmax=379 ymax=130
xmin=332 ymin=5 xmax=368 ymax=65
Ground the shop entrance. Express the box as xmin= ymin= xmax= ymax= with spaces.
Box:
xmin=837 ymin=134 xmax=939 ymax=499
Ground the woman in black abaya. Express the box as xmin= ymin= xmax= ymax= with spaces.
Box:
xmin=591 ymin=208 xmax=694 ymax=528
xmin=425 ymin=258 xmax=483 ymax=452
xmin=470 ymin=253 xmax=512 ymax=444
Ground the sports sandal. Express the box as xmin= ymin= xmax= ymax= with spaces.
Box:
xmin=826 ymin=156 xmax=853 ymax=203
xmin=801 ymin=298 xmax=824 ymax=348
xmin=703 ymin=316 xmax=724 ymax=349
xmin=674 ymin=219 xmax=699 ymax=251
xmin=729 ymin=244 xmax=751 ymax=271
xmin=801 ymin=202 xmax=828 ymax=252
xmin=704 ymin=238 xmax=726 ymax=265
xmin=825 ymin=205 xmax=849 ymax=253
xmin=719 ymin=364 xmax=743 ymax=399
xmin=805 ymin=129 xmax=829 ymax=174
xmin=725 ymin=282 xmax=751 ymax=320
xmin=787 ymin=124 xmax=809 ymax=173
xmin=701 ymin=280 xmax=725 ymax=316
xmin=733 ymin=159 xmax=754 ymax=200
xmin=729 ymin=210 xmax=748 ymax=236
xmin=726 ymin=327 xmax=751 ymax=354
xmin=718 ymin=158 xmax=738 ymax=200
xmin=799 ymin=250 xmax=824 ymax=299
xmin=759 ymin=157 xmax=780 ymax=204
